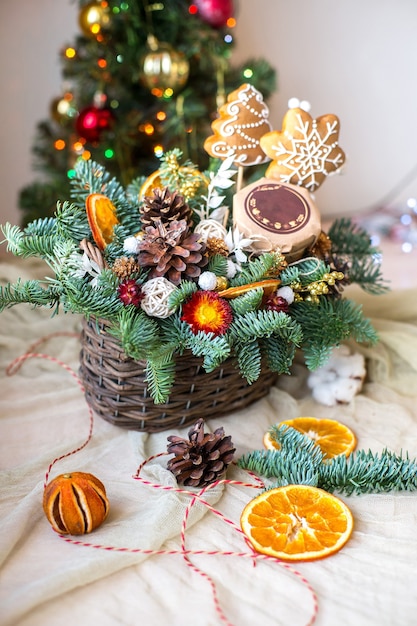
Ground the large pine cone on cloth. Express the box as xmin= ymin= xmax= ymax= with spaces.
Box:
xmin=167 ymin=418 xmax=235 ymax=488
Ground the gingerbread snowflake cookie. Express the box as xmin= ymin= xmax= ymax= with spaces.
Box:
xmin=260 ymin=107 xmax=346 ymax=191
xmin=204 ymin=83 xmax=272 ymax=166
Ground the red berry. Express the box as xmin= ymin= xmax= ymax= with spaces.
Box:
xmin=265 ymin=294 xmax=290 ymax=313
xmin=118 ymin=280 xmax=144 ymax=307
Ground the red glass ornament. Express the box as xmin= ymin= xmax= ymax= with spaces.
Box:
xmin=75 ymin=105 xmax=114 ymax=143
xmin=194 ymin=0 xmax=234 ymax=28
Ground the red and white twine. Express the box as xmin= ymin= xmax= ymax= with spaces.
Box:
xmin=6 ymin=332 xmax=319 ymax=626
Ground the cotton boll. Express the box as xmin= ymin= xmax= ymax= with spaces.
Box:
xmin=226 ymin=259 xmax=237 ymax=279
xmin=307 ymin=369 xmax=338 ymax=388
xmin=333 ymin=378 xmax=363 ymax=403
xmin=310 ymin=382 xmax=337 ymax=406
xmin=198 ymin=271 xmax=218 ymax=290
xmin=277 ymin=286 xmax=295 ymax=304
xmin=307 ymin=345 xmax=366 ymax=406
xmin=123 ymin=235 xmax=142 ymax=254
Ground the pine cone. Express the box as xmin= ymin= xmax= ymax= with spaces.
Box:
xmin=167 ymin=419 xmax=235 ymax=488
xmin=309 ymin=231 xmax=349 ymax=296
xmin=137 ymin=218 xmax=207 ymax=285
xmin=112 ymin=256 xmax=140 ymax=280
xmin=205 ymin=236 xmax=230 ymax=258
xmin=309 ymin=231 xmax=333 ymax=260
xmin=140 ymin=187 xmax=193 ymax=229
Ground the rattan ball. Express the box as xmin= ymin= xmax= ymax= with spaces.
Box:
xmin=141 ymin=277 xmax=178 ymax=318
xmin=194 ymin=218 xmax=227 ymax=242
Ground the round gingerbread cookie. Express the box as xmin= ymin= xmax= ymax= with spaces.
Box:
xmin=260 ymin=107 xmax=346 ymax=192
xmin=204 ymin=83 xmax=272 ymax=166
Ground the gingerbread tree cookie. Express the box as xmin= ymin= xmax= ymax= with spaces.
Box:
xmin=260 ymin=107 xmax=346 ymax=191
xmin=204 ymin=83 xmax=272 ymax=166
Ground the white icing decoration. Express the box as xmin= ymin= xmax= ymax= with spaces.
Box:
xmin=207 ymin=84 xmax=272 ymax=166
xmin=267 ymin=111 xmax=344 ymax=191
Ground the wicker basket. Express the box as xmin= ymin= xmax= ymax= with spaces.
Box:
xmin=79 ymin=317 xmax=278 ymax=432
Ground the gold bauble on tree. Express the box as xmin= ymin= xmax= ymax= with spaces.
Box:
xmin=141 ymin=35 xmax=189 ymax=98
xmin=50 ymin=92 xmax=77 ymax=125
xmin=78 ymin=1 xmax=110 ymax=38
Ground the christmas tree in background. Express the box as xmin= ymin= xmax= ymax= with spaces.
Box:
xmin=19 ymin=0 xmax=276 ymax=225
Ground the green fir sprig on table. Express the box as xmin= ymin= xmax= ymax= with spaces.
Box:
xmin=238 ymin=426 xmax=417 ymax=496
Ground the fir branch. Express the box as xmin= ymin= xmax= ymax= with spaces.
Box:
xmin=158 ymin=317 xmax=193 ymax=354
xmin=71 ymin=160 xmax=141 ymax=234
xmin=145 ymin=354 xmax=177 ymax=404
xmin=168 ymin=280 xmax=197 ymax=310
xmin=0 ymin=279 xmax=60 ymax=312
xmin=348 ymin=256 xmax=389 ymax=295
xmin=107 ymin=305 xmax=161 ymax=361
xmin=229 ymin=253 xmax=280 ymax=286
xmin=329 ymin=218 xmax=377 ymax=256
xmin=54 ymin=201 xmax=91 ymax=242
xmin=328 ymin=218 xmax=389 ymax=294
xmin=207 ymin=254 xmax=228 ymax=276
xmin=1 ymin=222 xmax=58 ymax=259
xmin=104 ymin=224 xmax=137 ymax=263
xmin=238 ymin=427 xmax=322 ymax=486
xmin=320 ymin=449 xmax=417 ymax=495
xmin=24 ymin=217 xmax=57 ymax=237
xmin=126 ymin=176 xmax=147 ymax=204
xmin=229 ymin=288 xmax=263 ymax=315
xmin=260 ymin=334 xmax=297 ymax=374
xmin=229 ymin=309 xmax=303 ymax=346
xmin=279 ymin=264 xmax=301 ymax=286
xmin=1 ymin=223 xmax=24 ymax=256
xmin=238 ymin=426 xmax=417 ymax=496
xmin=184 ymin=331 xmax=231 ymax=371
xmin=281 ymin=258 xmax=329 ymax=286
xmin=70 ymin=159 xmax=118 ymax=203
xmin=235 ymin=339 xmax=262 ymax=383
xmin=292 ymin=298 xmax=378 ymax=370
xmin=300 ymin=343 xmax=334 ymax=372
xmin=60 ymin=277 xmax=122 ymax=319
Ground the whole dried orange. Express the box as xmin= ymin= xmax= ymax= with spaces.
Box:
xmin=263 ymin=417 xmax=356 ymax=460
xmin=86 ymin=193 xmax=119 ymax=250
xmin=43 ymin=472 xmax=109 ymax=535
xmin=241 ymin=484 xmax=353 ymax=561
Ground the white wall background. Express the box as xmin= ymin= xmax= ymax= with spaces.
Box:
xmin=1 ymin=0 xmax=416 ymax=228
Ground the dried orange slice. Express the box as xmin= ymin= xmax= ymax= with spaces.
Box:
xmin=241 ymin=484 xmax=353 ymax=561
xmin=139 ymin=169 xmax=164 ymax=199
xmin=218 ymin=279 xmax=281 ymax=299
xmin=86 ymin=193 xmax=119 ymax=250
xmin=263 ymin=417 xmax=356 ymax=460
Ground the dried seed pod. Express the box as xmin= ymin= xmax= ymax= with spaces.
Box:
xmin=43 ymin=472 xmax=109 ymax=535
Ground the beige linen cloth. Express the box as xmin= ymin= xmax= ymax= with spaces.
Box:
xmin=1 ymin=258 xmax=417 ymax=626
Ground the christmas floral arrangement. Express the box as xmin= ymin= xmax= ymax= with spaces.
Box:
xmin=0 ymin=86 xmax=387 ymax=410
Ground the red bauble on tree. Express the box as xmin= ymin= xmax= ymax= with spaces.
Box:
xmin=193 ymin=0 xmax=234 ymax=28
xmin=75 ymin=105 xmax=114 ymax=143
